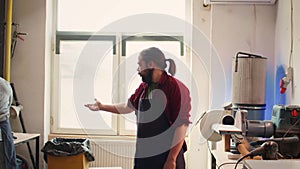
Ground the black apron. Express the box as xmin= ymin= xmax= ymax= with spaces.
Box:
xmin=134 ymin=89 xmax=185 ymax=169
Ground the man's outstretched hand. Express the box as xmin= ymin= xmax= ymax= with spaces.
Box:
xmin=84 ymin=98 xmax=102 ymax=111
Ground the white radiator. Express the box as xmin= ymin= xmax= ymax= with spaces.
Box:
xmin=89 ymin=139 xmax=136 ymax=169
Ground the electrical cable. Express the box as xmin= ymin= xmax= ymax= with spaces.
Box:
xmin=283 ymin=118 xmax=300 ymax=138
xmin=279 ymin=94 xmax=282 ymax=105
xmin=187 ymin=111 xmax=207 ymax=135
xmin=234 ymin=154 xmax=250 ymax=169
xmin=218 ymin=162 xmax=242 ymax=169
xmin=289 ymin=0 xmax=294 ymax=67
xmin=235 ymin=141 xmax=282 ymax=169
xmin=194 ymin=111 xmax=207 ymax=126
xmin=233 ymin=142 xmax=267 ymax=169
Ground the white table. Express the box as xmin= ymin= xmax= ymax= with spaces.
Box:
xmin=13 ymin=132 xmax=40 ymax=169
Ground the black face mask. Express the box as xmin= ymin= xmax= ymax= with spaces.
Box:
xmin=139 ymin=68 xmax=154 ymax=85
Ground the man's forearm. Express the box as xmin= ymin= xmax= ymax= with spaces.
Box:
xmin=101 ymin=103 xmax=133 ymax=114
xmin=167 ymin=124 xmax=188 ymax=161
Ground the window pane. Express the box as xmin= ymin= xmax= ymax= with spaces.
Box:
xmin=59 ymin=41 xmax=114 ymax=131
xmin=123 ymin=41 xmax=184 ymax=131
xmin=56 ymin=0 xmax=187 ymax=135
xmin=57 ymin=0 xmax=185 ymax=31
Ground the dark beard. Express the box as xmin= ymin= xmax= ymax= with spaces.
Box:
xmin=139 ymin=68 xmax=154 ymax=85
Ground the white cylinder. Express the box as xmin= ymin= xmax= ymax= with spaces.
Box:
xmin=232 ymin=52 xmax=267 ymax=105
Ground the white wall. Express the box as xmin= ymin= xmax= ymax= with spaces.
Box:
xmin=211 ymin=4 xmax=276 ymax=117
xmin=275 ymin=0 xmax=300 ymax=104
xmin=188 ymin=1 xmax=276 ymax=169
xmin=187 ymin=1 xmax=211 ymax=169
xmin=11 ymin=0 xmax=47 ymax=168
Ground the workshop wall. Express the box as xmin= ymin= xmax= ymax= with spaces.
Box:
xmin=275 ymin=0 xmax=300 ymax=105
xmin=189 ymin=1 xmax=276 ymax=169
xmin=10 ymin=0 xmax=47 ymax=168
xmin=209 ymin=4 xmax=276 ymax=117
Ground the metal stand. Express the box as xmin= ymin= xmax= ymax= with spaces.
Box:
xmin=10 ymin=83 xmax=36 ymax=169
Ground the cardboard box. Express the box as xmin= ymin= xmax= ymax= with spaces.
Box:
xmin=47 ymin=153 xmax=89 ymax=169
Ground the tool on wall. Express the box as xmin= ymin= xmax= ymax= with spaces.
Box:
xmin=1 ymin=0 xmax=27 ymax=78
xmin=11 ymin=23 xmax=27 ymax=59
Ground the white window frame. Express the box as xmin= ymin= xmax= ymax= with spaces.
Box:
xmin=51 ymin=0 xmax=191 ymax=136
xmin=52 ymin=32 xmax=186 ymax=135
xmin=51 ymin=32 xmax=119 ymax=135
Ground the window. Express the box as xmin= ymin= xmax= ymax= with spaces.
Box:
xmin=53 ymin=0 xmax=189 ymax=136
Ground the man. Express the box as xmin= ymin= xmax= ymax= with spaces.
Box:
xmin=85 ymin=47 xmax=191 ymax=169
xmin=0 ymin=77 xmax=18 ymax=169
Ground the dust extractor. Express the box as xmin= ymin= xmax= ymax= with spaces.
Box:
xmin=232 ymin=52 xmax=267 ymax=120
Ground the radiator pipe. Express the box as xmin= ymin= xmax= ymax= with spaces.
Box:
xmin=4 ymin=0 xmax=13 ymax=81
